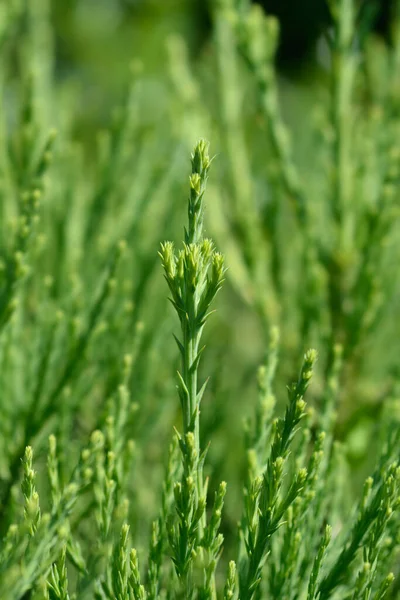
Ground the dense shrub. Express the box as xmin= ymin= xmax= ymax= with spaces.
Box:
xmin=0 ymin=0 xmax=399 ymax=598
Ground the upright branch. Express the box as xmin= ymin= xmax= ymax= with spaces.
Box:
xmin=330 ymin=0 xmax=355 ymax=233
xmin=239 ymin=349 xmax=317 ymax=600
xmin=326 ymin=0 xmax=356 ymax=348
xmin=236 ymin=3 xmax=308 ymax=229
xmin=160 ymin=140 xmax=226 ymax=595
xmin=318 ymin=464 xmax=400 ymax=599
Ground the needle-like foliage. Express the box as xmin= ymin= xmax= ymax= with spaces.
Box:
xmin=0 ymin=0 xmax=399 ymax=598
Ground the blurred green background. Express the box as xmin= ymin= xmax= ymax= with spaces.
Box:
xmin=48 ymin=0 xmax=394 ymax=137
xmin=2 ymin=0 xmax=400 ymax=560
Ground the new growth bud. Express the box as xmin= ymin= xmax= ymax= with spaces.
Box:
xmin=191 ymin=139 xmax=211 ymax=176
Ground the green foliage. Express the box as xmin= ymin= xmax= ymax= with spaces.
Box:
xmin=0 ymin=0 xmax=400 ymax=598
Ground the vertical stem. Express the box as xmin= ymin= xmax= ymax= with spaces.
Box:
xmin=214 ymin=2 xmax=279 ymax=327
xmin=182 ymin=314 xmax=205 ymax=539
xmin=328 ymin=0 xmax=355 ymax=349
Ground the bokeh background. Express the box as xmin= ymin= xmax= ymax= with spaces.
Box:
xmin=2 ymin=0 xmax=400 ymax=563
xmin=50 ymin=0 xmax=395 ymax=138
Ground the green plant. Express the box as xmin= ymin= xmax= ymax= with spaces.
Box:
xmin=0 ymin=0 xmax=400 ymax=598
